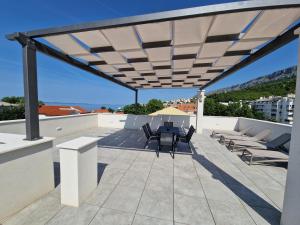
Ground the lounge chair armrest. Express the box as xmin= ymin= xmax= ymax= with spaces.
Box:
xmin=211 ymin=131 xmax=216 ymax=138
xmin=227 ymin=140 xmax=235 ymax=151
xmin=219 ymin=135 xmax=226 ymax=144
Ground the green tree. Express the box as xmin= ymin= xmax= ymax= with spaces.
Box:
xmin=145 ymin=99 xmax=163 ymax=114
xmin=101 ymin=106 xmax=107 ymax=109
xmin=123 ymin=103 xmax=147 ymax=115
xmin=0 ymin=105 xmax=25 ymax=121
xmin=1 ymin=96 xmax=24 ymax=104
xmin=108 ymin=108 xmax=114 ymax=113
xmin=1 ymin=96 xmax=44 ymax=106
xmin=204 ymin=98 xmax=217 ymax=115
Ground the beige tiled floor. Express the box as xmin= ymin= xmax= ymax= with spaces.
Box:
xmin=3 ymin=128 xmax=286 ymax=225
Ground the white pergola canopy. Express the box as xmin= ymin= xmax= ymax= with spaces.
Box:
xmin=40 ymin=7 xmax=300 ymax=89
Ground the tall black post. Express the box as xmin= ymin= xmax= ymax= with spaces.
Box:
xmin=135 ymin=90 xmax=138 ymax=105
xmin=22 ymin=39 xmax=41 ymax=140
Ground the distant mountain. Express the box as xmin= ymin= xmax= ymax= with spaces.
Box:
xmin=210 ymin=66 xmax=297 ymax=94
xmin=207 ymin=66 xmax=297 ymax=102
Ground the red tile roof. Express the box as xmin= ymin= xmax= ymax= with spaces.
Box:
xmin=38 ymin=105 xmax=87 ymax=116
xmin=94 ymin=109 xmax=110 ymax=113
xmin=175 ymin=103 xmax=196 ymax=113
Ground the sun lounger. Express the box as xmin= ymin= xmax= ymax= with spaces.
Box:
xmin=220 ymin=129 xmax=271 ymax=145
xmin=241 ymin=148 xmax=288 ymax=165
xmin=211 ymin=126 xmax=252 ymax=138
xmin=227 ymin=133 xmax=290 ymax=152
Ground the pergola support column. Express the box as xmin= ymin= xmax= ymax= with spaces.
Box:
xmin=135 ymin=90 xmax=138 ymax=105
xmin=281 ymin=29 xmax=300 ymax=225
xmin=196 ymin=89 xmax=205 ymax=134
xmin=22 ymin=39 xmax=41 ymax=140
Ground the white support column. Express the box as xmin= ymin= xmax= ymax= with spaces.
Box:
xmin=57 ymin=137 xmax=100 ymax=207
xmin=196 ymin=89 xmax=205 ymax=134
xmin=281 ymin=30 xmax=300 ymax=225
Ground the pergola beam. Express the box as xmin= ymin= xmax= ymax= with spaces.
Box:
xmin=6 ymin=0 xmax=300 ymax=39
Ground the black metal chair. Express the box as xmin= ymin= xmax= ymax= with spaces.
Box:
xmin=146 ymin=123 xmax=157 ymax=136
xmin=159 ymin=132 xmax=175 ymax=158
xmin=142 ymin=124 xmax=159 ymax=148
xmin=175 ymin=125 xmax=195 ymax=150
xmin=164 ymin=121 xmax=173 ymax=127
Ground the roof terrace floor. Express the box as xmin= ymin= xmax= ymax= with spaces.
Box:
xmin=3 ymin=127 xmax=286 ymax=225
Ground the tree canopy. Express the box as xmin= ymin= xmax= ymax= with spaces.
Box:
xmin=0 ymin=105 xmax=25 ymax=121
xmin=123 ymin=99 xmax=164 ymax=115
xmin=1 ymin=96 xmax=44 ymax=106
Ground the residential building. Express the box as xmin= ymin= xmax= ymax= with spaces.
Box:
xmin=164 ymin=98 xmax=193 ymax=107
xmin=38 ymin=105 xmax=87 ymax=116
xmin=251 ymin=94 xmax=295 ymax=124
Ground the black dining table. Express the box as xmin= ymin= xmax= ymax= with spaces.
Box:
xmin=157 ymin=126 xmax=182 ymax=136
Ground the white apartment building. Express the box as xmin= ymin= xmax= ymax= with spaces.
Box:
xmin=251 ymin=94 xmax=295 ymax=124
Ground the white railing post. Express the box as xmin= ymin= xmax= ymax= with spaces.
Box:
xmin=196 ymin=89 xmax=205 ymax=134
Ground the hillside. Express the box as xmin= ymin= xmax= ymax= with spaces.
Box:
xmin=208 ymin=66 xmax=297 ymax=102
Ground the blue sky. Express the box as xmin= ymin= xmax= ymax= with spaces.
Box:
xmin=0 ymin=0 xmax=298 ymax=105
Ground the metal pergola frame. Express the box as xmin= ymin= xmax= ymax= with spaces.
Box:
xmin=5 ymin=0 xmax=300 ymax=140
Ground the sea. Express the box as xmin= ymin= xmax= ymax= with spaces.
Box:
xmin=45 ymin=102 xmax=124 ymax=112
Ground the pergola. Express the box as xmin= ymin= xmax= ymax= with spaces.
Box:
xmin=5 ymin=1 xmax=300 ymax=224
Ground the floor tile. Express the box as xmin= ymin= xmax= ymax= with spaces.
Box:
xmin=201 ymin=178 xmax=240 ymax=203
xmin=46 ymin=203 xmax=99 ymax=225
xmin=137 ymin=189 xmax=173 ymax=221
xmin=86 ymin=183 xmax=116 ymax=206
xmin=119 ymin=170 xmax=149 ymax=189
xmin=174 ymin=176 xmax=205 ymax=198
xmin=99 ymin=168 xmax=126 ymax=185
xmin=145 ymin=169 xmax=173 ymax=192
xmin=174 ymin=194 xmax=215 ymax=225
xmin=89 ymin=208 xmax=134 ymax=225
xmin=208 ymin=199 xmax=256 ymax=225
xmin=244 ymin=205 xmax=281 ymax=225
xmin=4 ymin=196 xmax=61 ymax=225
xmin=103 ymin=185 xmax=143 ymax=213
xmin=132 ymin=215 xmax=174 ymax=225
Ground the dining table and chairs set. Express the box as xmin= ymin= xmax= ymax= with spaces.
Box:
xmin=142 ymin=122 xmax=195 ymax=157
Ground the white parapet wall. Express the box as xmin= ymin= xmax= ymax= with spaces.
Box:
xmin=98 ymin=113 xmax=196 ymax=129
xmin=238 ymin=117 xmax=292 ymax=141
xmin=201 ymin=116 xmax=239 ymax=131
xmin=0 ymin=114 xmax=98 ymax=137
xmin=97 ymin=114 xmax=239 ymax=131
xmin=0 ymin=133 xmax=55 ymax=222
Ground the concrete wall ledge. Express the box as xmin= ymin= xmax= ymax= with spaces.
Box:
xmin=0 ymin=133 xmax=55 ymax=222
xmin=0 ymin=113 xmax=98 ymax=137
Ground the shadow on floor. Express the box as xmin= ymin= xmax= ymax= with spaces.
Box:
xmin=97 ymin=128 xmax=192 ymax=154
xmin=53 ymin=162 xmax=108 ymax=187
xmin=190 ymin=142 xmax=281 ymax=224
